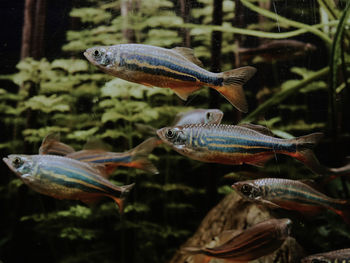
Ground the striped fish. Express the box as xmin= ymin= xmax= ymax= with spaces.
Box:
xmin=84 ymin=44 xmax=256 ymax=112
xmin=182 ymin=218 xmax=291 ymax=263
xmin=156 ymin=123 xmax=327 ymax=175
xmin=232 ymin=178 xmax=350 ymax=224
xmin=302 ymin=248 xmax=350 ymax=263
xmin=3 ymin=154 xmax=134 ymax=213
xmin=39 ymin=136 xmax=159 ymax=175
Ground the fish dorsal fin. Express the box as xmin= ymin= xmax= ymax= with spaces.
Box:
xmin=83 ymin=138 xmax=111 ymax=151
xmin=172 ymin=47 xmax=204 ymax=67
xmin=39 ymin=133 xmax=75 ymax=156
xmin=238 ymin=123 xmax=274 ymax=136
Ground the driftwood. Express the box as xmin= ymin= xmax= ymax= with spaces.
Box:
xmin=169 ymin=192 xmax=304 ymax=263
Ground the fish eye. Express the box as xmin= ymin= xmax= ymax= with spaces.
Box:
xmin=165 ymin=129 xmax=176 ymax=139
xmin=12 ymin=157 xmax=23 ymax=168
xmin=93 ymin=49 xmax=101 ymax=57
xmin=241 ymin=184 xmax=253 ymax=196
xmin=206 ymin=112 xmax=212 ymax=120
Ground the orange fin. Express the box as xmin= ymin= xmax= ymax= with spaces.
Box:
xmin=246 ymin=155 xmax=274 ymax=167
xmin=110 ymin=183 xmax=135 ymax=214
xmin=129 ymin=137 xmax=159 ymax=174
xmin=172 ymin=47 xmax=204 ymax=67
xmin=214 ymin=66 xmax=256 ymax=112
xmin=171 ymin=86 xmax=201 ymax=101
xmin=293 ymin=133 xmax=328 ymax=176
xmin=333 ymin=202 xmax=350 ymax=225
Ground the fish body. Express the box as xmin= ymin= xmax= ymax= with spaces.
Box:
xmin=157 ymin=123 xmax=324 ymax=174
xmin=3 ymin=154 xmax=134 ymax=213
xmin=232 ymin=178 xmax=350 ymax=222
xmin=84 ymin=44 xmax=256 ymax=112
xmin=40 ymin=136 xmax=159 ymax=175
xmin=301 ymin=248 xmax=350 ymax=263
xmin=172 ymin=109 xmax=223 ymax=126
xmin=182 ymin=218 xmax=291 ymax=262
xmin=238 ymin=40 xmax=316 ymax=62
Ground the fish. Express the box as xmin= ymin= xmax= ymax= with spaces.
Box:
xmin=172 ymin=109 xmax=224 ymax=126
xmin=84 ymin=44 xmax=256 ymax=112
xmin=238 ymin=39 xmax=317 ymax=63
xmin=39 ymin=133 xmax=75 ymax=156
xmin=66 ymin=137 xmax=159 ymax=175
xmin=39 ymin=135 xmax=159 ymax=175
xmin=3 ymin=154 xmax=134 ymax=213
xmin=182 ymin=218 xmax=291 ymax=263
xmin=156 ymin=123 xmax=327 ymax=175
xmin=135 ymin=108 xmax=224 ymax=137
xmin=232 ymin=178 xmax=350 ymax=224
xmin=301 ymin=248 xmax=350 ymax=263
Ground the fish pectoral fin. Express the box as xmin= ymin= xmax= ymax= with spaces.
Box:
xmin=237 ymin=123 xmax=274 ymax=136
xmin=258 ymin=198 xmax=281 ymax=209
xmin=171 ymin=47 xmax=204 ymax=67
xmin=171 ymin=86 xmax=201 ymax=101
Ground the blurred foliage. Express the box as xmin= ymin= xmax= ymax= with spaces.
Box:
xmin=1 ymin=0 xmax=350 ymax=263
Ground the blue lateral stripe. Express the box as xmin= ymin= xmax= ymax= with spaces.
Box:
xmin=44 ymin=166 xmax=121 ymax=197
xmin=45 ymin=173 xmax=107 ymax=194
xmin=76 ymin=155 xmax=132 ymax=164
xmin=121 ymin=54 xmax=222 ymax=85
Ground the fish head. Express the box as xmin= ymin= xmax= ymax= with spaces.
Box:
xmin=204 ymin=109 xmax=223 ymax=124
xmin=156 ymin=126 xmax=187 ymax=148
xmin=84 ymin=46 xmax=117 ymax=70
xmin=3 ymin=154 xmax=34 ymax=178
xmin=232 ymin=181 xmax=263 ymax=201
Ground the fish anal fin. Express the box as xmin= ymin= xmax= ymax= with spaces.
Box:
xmin=172 ymin=86 xmax=201 ymax=101
xmin=172 ymin=47 xmax=204 ymax=67
xmin=238 ymin=123 xmax=274 ymax=136
xmin=109 ymin=195 xmax=125 ymax=214
xmin=246 ymin=155 xmax=273 ymax=167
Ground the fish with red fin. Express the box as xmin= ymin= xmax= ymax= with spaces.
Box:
xmin=3 ymin=154 xmax=134 ymax=213
xmin=301 ymin=248 xmax=350 ymax=263
xmin=157 ymin=123 xmax=327 ymax=176
xmin=84 ymin=44 xmax=256 ymax=112
xmin=39 ymin=135 xmax=159 ymax=175
xmin=181 ymin=218 xmax=291 ymax=263
xmin=232 ymin=178 xmax=350 ymax=224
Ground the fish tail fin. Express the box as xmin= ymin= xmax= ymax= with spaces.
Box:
xmin=214 ymin=66 xmax=256 ymax=112
xmin=112 ymin=183 xmax=135 ymax=214
xmin=293 ymin=132 xmax=328 ymax=176
xmin=129 ymin=137 xmax=160 ymax=174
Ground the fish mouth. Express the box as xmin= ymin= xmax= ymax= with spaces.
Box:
xmin=2 ymin=157 xmax=19 ymax=176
